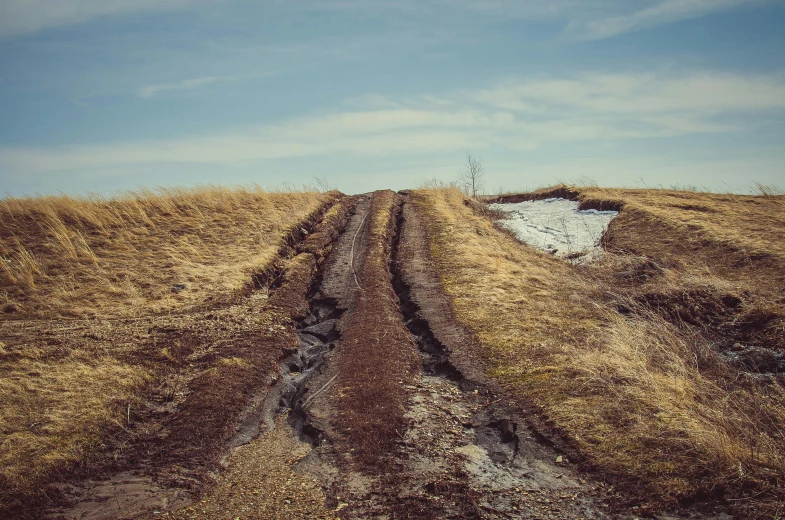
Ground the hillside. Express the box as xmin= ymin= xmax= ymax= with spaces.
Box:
xmin=2 ymin=185 xmax=783 ymax=519
xmin=0 ymin=187 xmax=340 ymax=516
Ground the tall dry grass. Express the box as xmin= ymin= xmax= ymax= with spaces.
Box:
xmin=414 ymin=187 xmax=785 ymax=515
xmin=0 ymin=185 xmax=337 ymax=514
xmin=0 ymin=186 xmax=330 ymax=318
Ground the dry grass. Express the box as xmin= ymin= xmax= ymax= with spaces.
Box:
xmin=0 ymin=186 xmax=337 ymax=514
xmin=0 ymin=186 xmax=330 ymax=318
xmin=575 ymin=186 xmax=785 ymax=268
xmin=0 ymin=349 xmax=149 ymax=495
xmin=414 ymin=186 xmax=785 ymax=516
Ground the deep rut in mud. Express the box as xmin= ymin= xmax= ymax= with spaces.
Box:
xmin=226 ymin=294 xmax=347 ymax=452
xmin=285 ymin=297 xmax=345 ymax=445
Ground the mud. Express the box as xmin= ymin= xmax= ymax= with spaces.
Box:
xmin=253 ymin=191 xmax=619 ymax=518
xmin=45 ymin=475 xmax=188 ymax=520
xmin=164 ymin=416 xmax=334 ymax=520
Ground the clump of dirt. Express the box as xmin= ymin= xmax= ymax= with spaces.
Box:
xmin=490 ymin=186 xmax=581 ymax=205
xmin=732 ymin=303 xmax=785 ymax=353
xmin=489 ymin=185 xmax=624 ymax=213
xmin=637 ymin=288 xmax=743 ymax=329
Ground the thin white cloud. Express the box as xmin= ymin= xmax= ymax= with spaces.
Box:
xmin=0 ymin=0 xmax=573 ymax=39
xmin=296 ymin=0 xmax=776 ymax=41
xmin=469 ymin=72 xmax=785 ymax=115
xmin=2 ymin=70 xmax=784 ymax=176
xmin=565 ymin=0 xmax=771 ymax=40
xmin=0 ymin=0 xmax=194 ymax=38
xmin=138 ymin=76 xmax=229 ymax=98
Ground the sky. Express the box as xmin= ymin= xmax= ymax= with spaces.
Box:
xmin=1 ymin=0 xmax=784 ymax=196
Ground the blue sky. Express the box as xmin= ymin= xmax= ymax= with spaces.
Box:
xmin=1 ymin=0 xmax=784 ymax=196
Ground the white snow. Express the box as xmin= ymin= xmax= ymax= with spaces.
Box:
xmin=488 ymin=198 xmax=618 ymax=262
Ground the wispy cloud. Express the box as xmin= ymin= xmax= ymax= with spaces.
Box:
xmin=289 ymin=0 xmax=776 ymax=41
xmin=565 ymin=0 xmax=770 ymax=40
xmin=469 ymin=72 xmax=785 ymax=114
xmin=138 ymin=76 xmax=232 ymax=98
xmin=0 ymin=0 xmax=195 ymax=38
xmin=2 ymin=70 xmax=784 ymax=175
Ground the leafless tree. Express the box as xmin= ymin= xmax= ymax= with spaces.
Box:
xmin=457 ymin=152 xmax=485 ymax=198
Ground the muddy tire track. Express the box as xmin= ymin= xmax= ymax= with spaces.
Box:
xmin=288 ymin=191 xmax=616 ymax=519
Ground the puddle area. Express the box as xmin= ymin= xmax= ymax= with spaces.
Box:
xmin=44 ymin=473 xmax=188 ymax=520
xmin=489 ymin=198 xmax=617 ymax=261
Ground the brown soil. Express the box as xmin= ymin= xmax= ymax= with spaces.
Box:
xmin=164 ymin=416 xmax=333 ymax=520
xmin=330 ymin=190 xmax=421 ymax=469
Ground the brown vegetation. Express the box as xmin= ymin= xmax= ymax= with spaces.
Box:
xmin=414 ymin=186 xmax=785 ymax=517
xmin=0 ymin=187 xmax=344 ymax=517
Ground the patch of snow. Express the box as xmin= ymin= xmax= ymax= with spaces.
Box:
xmin=488 ymin=198 xmax=618 ymax=262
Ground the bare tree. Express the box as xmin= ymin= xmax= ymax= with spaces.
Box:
xmin=457 ymin=152 xmax=485 ymax=198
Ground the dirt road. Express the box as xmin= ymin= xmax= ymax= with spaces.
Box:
xmin=46 ymin=190 xmax=731 ymax=519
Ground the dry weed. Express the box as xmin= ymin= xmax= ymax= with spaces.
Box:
xmin=0 ymin=353 xmax=149 ymax=506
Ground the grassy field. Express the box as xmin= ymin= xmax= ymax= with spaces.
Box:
xmin=0 ymin=186 xmax=335 ymax=514
xmin=414 ymin=186 xmax=785 ymax=517
xmin=0 ymin=186 xmax=328 ymax=318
